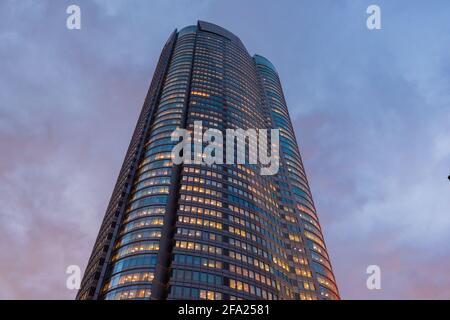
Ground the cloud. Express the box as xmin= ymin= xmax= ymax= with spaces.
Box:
xmin=0 ymin=0 xmax=449 ymax=299
xmin=290 ymin=0 xmax=450 ymax=299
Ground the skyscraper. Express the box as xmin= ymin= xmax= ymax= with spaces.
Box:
xmin=77 ymin=21 xmax=339 ymax=301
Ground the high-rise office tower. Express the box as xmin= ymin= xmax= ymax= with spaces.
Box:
xmin=77 ymin=21 xmax=339 ymax=301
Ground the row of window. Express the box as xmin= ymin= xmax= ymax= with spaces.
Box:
xmin=104 ymin=286 xmax=152 ymax=300
xmin=229 ymin=279 xmax=276 ymax=300
xmin=112 ymin=241 xmax=160 ymax=261
xmin=172 ymin=268 xmax=222 ymax=286
xmin=103 ymin=271 xmax=154 ymax=292
xmin=170 ymin=285 xmax=222 ymax=300
xmin=124 ymin=206 xmax=165 ymax=223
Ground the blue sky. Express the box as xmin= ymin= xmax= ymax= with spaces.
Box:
xmin=1 ymin=0 xmax=449 ymax=299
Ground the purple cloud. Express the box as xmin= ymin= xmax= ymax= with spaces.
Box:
xmin=0 ymin=0 xmax=449 ymax=299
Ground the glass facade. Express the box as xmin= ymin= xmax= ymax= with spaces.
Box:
xmin=77 ymin=21 xmax=339 ymax=301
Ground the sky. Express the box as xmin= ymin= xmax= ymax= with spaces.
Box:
xmin=0 ymin=0 xmax=449 ymax=300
